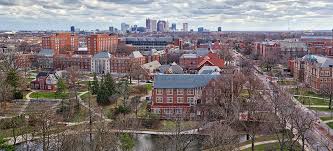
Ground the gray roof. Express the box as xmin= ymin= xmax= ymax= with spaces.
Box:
xmin=38 ymin=49 xmax=54 ymax=57
xmin=301 ymin=36 xmax=333 ymax=40
xmin=141 ymin=61 xmax=161 ymax=72
xmin=129 ymin=51 xmax=143 ymax=58
xmin=154 ymin=74 xmax=220 ymax=88
xmin=198 ymin=66 xmax=221 ymax=74
xmin=302 ymin=55 xmax=333 ymax=67
xmin=93 ymin=51 xmax=111 ymax=59
xmin=180 ymin=54 xmax=197 ymax=59
xmin=196 ymin=48 xmax=210 ymax=57
xmin=159 ymin=62 xmax=184 ymax=74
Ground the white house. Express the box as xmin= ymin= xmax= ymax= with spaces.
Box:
xmin=91 ymin=51 xmax=112 ymax=74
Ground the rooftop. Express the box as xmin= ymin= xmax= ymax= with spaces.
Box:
xmin=92 ymin=51 xmax=111 ymax=59
xmin=302 ymin=54 xmax=333 ymax=67
xmin=154 ymin=74 xmax=220 ymax=88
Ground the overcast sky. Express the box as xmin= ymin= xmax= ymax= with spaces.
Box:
xmin=1 ymin=0 xmax=333 ymax=31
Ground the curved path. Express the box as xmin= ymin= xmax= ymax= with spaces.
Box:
xmin=236 ymin=140 xmax=279 ymax=150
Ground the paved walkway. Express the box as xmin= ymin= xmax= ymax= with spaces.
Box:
xmin=294 ymin=95 xmax=329 ymax=100
xmin=236 ymin=140 xmax=278 ymax=150
xmin=323 ymin=120 xmax=333 ymax=124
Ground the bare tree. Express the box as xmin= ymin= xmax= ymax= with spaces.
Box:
xmin=320 ymin=83 xmax=333 ymax=109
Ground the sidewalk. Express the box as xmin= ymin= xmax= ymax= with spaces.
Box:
xmin=236 ymin=140 xmax=278 ymax=150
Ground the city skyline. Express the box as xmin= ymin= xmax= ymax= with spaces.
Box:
xmin=1 ymin=0 xmax=333 ymax=31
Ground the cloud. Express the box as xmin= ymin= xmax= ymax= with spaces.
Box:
xmin=0 ymin=0 xmax=333 ymax=31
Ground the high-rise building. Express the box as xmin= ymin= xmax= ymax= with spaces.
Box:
xmin=198 ymin=27 xmax=204 ymax=32
xmin=42 ymin=32 xmax=78 ymax=55
xmin=70 ymin=26 xmax=75 ymax=32
xmin=121 ymin=23 xmax=130 ymax=33
xmin=171 ymin=23 xmax=176 ymax=31
xmin=109 ymin=26 xmax=114 ymax=33
xmin=87 ymin=34 xmax=118 ymax=55
xmin=157 ymin=20 xmax=167 ymax=32
xmin=218 ymin=27 xmax=222 ymax=32
xmin=146 ymin=18 xmax=157 ymax=32
xmin=183 ymin=23 xmax=188 ymax=32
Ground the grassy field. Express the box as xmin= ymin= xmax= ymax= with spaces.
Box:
xmin=320 ymin=116 xmax=333 ymax=121
xmin=327 ymin=122 xmax=333 ymax=129
xmin=241 ymin=142 xmax=301 ymax=151
xmin=277 ymin=80 xmax=296 ymax=85
xmin=295 ymin=96 xmax=329 ymax=106
xmin=30 ymin=91 xmax=68 ymax=99
xmin=290 ymin=88 xmax=328 ymax=99
xmin=309 ymin=107 xmax=333 ymax=112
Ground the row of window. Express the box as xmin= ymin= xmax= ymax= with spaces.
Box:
xmin=156 ymin=97 xmax=195 ymax=104
xmin=156 ymin=89 xmax=194 ymax=95
xmin=152 ymin=108 xmax=183 ymax=114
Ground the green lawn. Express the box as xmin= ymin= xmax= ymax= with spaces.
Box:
xmin=295 ymin=96 xmax=329 ymax=106
xmin=290 ymin=88 xmax=328 ymax=99
xmin=309 ymin=107 xmax=333 ymax=112
xmin=327 ymin=122 xmax=333 ymax=129
xmin=241 ymin=142 xmax=301 ymax=151
xmin=277 ymin=80 xmax=296 ymax=85
xmin=30 ymin=91 xmax=68 ymax=99
xmin=320 ymin=116 xmax=333 ymax=121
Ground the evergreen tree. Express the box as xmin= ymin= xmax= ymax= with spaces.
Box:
xmin=104 ymin=73 xmax=116 ymax=96
xmin=96 ymin=78 xmax=110 ymax=105
xmin=91 ymin=73 xmax=99 ymax=95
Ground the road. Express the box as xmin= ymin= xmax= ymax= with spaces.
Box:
xmin=232 ymin=50 xmax=333 ymax=151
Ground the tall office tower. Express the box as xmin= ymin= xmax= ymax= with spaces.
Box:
xmin=146 ymin=18 xmax=157 ymax=32
xmin=183 ymin=23 xmax=188 ymax=32
xmin=151 ymin=19 xmax=157 ymax=32
xmin=121 ymin=23 xmax=130 ymax=33
xmin=70 ymin=26 xmax=75 ymax=32
xmin=42 ymin=32 xmax=78 ymax=55
xmin=87 ymin=34 xmax=118 ymax=55
xmin=218 ymin=27 xmax=222 ymax=32
xmin=198 ymin=27 xmax=204 ymax=32
xmin=171 ymin=23 xmax=177 ymax=31
xmin=157 ymin=20 xmax=167 ymax=32
xmin=109 ymin=26 xmax=114 ymax=33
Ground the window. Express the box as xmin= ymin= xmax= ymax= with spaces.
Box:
xmin=156 ymin=97 xmax=163 ymax=103
xmin=167 ymin=97 xmax=173 ymax=103
xmin=175 ymin=108 xmax=183 ymax=114
xmin=154 ymin=108 xmax=161 ymax=114
xmin=164 ymin=109 xmax=171 ymax=114
xmin=156 ymin=89 xmax=163 ymax=95
xmin=177 ymin=97 xmax=184 ymax=103
xmin=167 ymin=89 xmax=173 ymax=95
xmin=187 ymin=97 xmax=194 ymax=104
xmin=177 ymin=89 xmax=184 ymax=95
xmin=187 ymin=89 xmax=194 ymax=95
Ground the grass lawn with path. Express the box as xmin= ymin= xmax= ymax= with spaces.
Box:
xmin=30 ymin=91 xmax=68 ymax=99
xmin=309 ymin=107 xmax=333 ymax=112
xmin=327 ymin=122 xmax=333 ymax=129
xmin=320 ymin=116 xmax=333 ymax=121
xmin=241 ymin=142 xmax=301 ymax=151
xmin=295 ymin=96 xmax=328 ymax=106
xmin=290 ymin=88 xmax=328 ymax=99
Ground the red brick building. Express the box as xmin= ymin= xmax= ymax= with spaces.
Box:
xmin=254 ymin=41 xmax=280 ymax=58
xmin=179 ymin=52 xmax=224 ymax=72
xmin=87 ymin=34 xmax=118 ymax=55
xmin=42 ymin=33 xmax=78 ymax=55
xmin=301 ymin=36 xmax=333 ymax=56
xmin=293 ymin=55 xmax=333 ymax=91
xmin=111 ymin=51 xmax=146 ymax=74
xmin=53 ymin=54 xmax=91 ymax=71
xmin=151 ymin=74 xmax=219 ymax=119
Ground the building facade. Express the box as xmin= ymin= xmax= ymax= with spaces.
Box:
xmin=91 ymin=51 xmax=112 ymax=74
xmin=42 ymin=33 xmax=78 ymax=55
xmin=151 ymin=74 xmax=219 ymax=119
xmin=86 ymin=34 xmax=118 ymax=55
xmin=294 ymin=55 xmax=333 ymax=91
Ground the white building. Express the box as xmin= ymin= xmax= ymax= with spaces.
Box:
xmin=91 ymin=51 xmax=112 ymax=74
